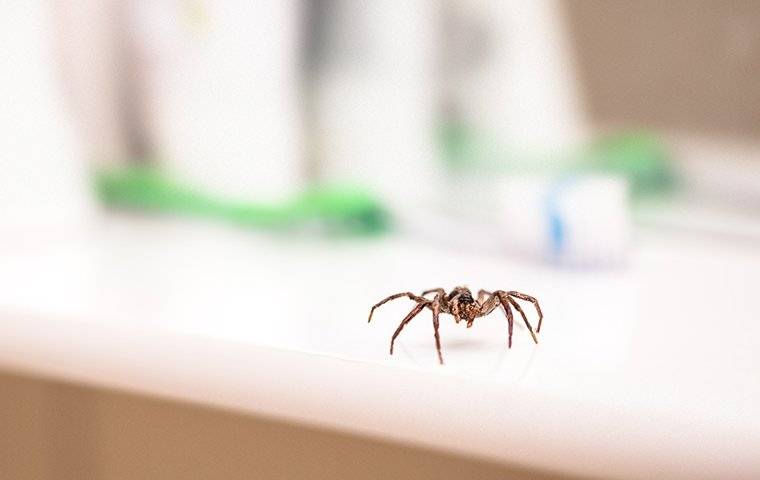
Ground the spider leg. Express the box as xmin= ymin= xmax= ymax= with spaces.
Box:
xmin=368 ymin=292 xmax=428 ymax=323
xmin=496 ymin=291 xmax=537 ymax=344
xmin=477 ymin=289 xmax=492 ymax=305
xmin=508 ymin=291 xmax=544 ymax=333
xmin=492 ymin=292 xmax=514 ymax=348
xmin=478 ymin=291 xmax=500 ymax=315
xmin=389 ymin=302 xmax=427 ymax=355
xmin=505 ymin=295 xmax=538 ymax=345
xmin=431 ymin=295 xmax=444 ymax=364
xmin=422 ymin=288 xmax=446 ymax=299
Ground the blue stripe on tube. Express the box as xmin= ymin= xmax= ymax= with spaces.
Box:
xmin=545 ymin=176 xmax=574 ymax=259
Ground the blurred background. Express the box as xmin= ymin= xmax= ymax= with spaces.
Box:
xmin=3 ymin=0 xmax=760 ymax=256
xmin=2 ymin=1 xmax=760 ymax=479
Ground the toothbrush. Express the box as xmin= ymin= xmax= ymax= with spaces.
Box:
xmin=94 ymin=165 xmax=389 ymax=235
xmin=441 ymin=119 xmax=677 ymax=200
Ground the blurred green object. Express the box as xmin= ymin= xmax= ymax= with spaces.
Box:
xmin=583 ymin=133 xmax=676 ymax=199
xmin=440 ymin=120 xmax=677 ymax=200
xmin=93 ymin=166 xmax=389 ymax=235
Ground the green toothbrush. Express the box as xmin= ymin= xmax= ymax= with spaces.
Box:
xmin=440 ymin=120 xmax=677 ymax=201
xmin=93 ymin=165 xmax=389 ymax=235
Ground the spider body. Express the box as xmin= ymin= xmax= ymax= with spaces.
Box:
xmin=447 ymin=288 xmax=480 ymax=327
xmin=368 ymin=286 xmax=543 ymax=364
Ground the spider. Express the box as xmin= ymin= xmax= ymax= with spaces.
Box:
xmin=368 ymin=286 xmax=543 ymax=364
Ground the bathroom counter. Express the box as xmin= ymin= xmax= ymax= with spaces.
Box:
xmin=1 ymin=217 xmax=759 ymax=479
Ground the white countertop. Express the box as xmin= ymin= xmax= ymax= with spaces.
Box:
xmin=1 ymin=217 xmax=759 ymax=479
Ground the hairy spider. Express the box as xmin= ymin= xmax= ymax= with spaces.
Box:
xmin=368 ymin=286 xmax=543 ymax=364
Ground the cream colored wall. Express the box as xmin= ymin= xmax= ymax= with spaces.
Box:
xmin=0 ymin=370 xmax=579 ymax=480
xmin=563 ymin=0 xmax=760 ymax=139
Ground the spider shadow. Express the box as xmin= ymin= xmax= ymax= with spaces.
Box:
xmin=399 ymin=337 xmax=493 ymax=358
xmin=436 ymin=337 xmax=493 ymax=351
